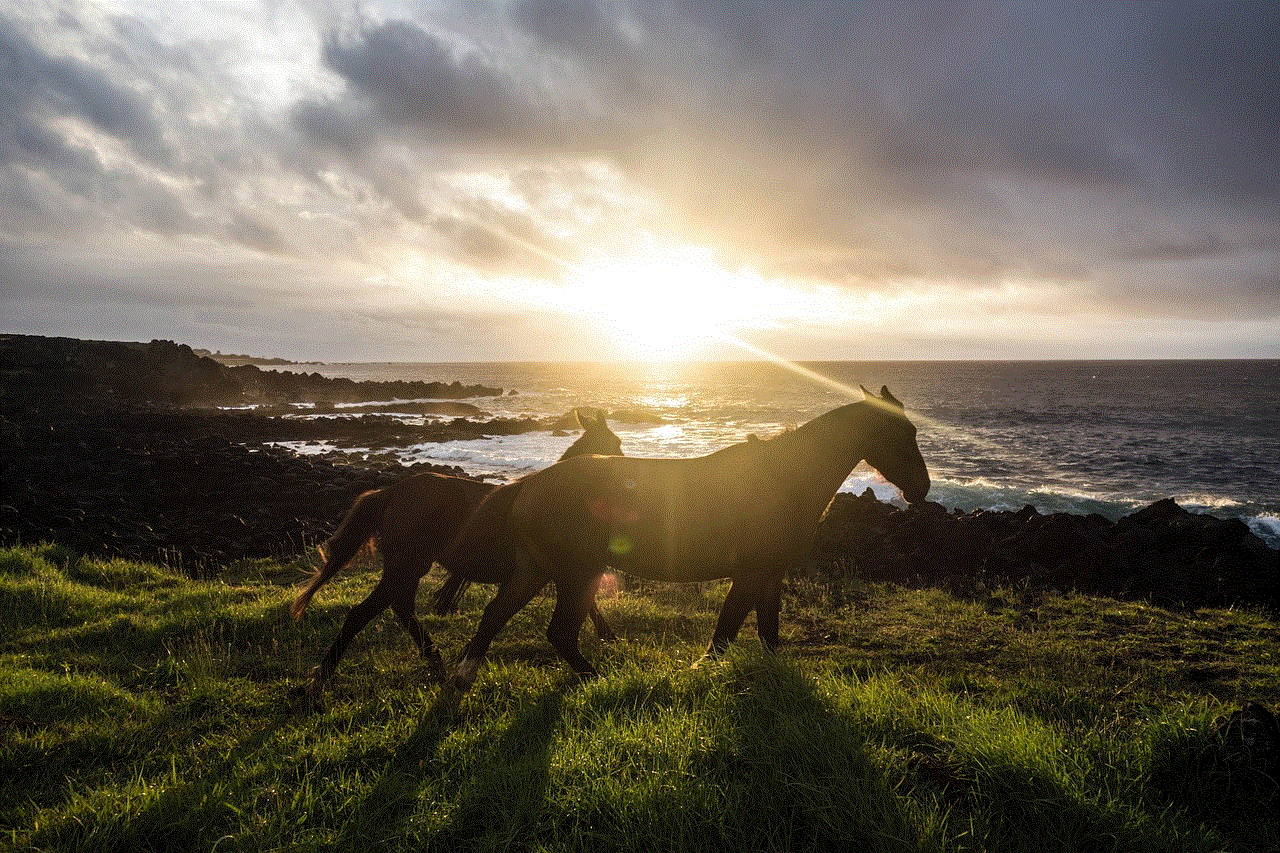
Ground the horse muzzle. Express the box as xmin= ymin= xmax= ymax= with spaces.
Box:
xmin=901 ymin=475 xmax=930 ymax=505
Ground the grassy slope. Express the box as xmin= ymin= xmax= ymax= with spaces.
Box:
xmin=2 ymin=544 xmax=1277 ymax=852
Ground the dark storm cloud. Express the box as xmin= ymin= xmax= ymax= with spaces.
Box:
xmin=513 ymin=0 xmax=632 ymax=61
xmin=292 ymin=99 xmax=376 ymax=157
xmin=1139 ymin=1 xmax=1280 ymax=202
xmin=510 ymin=0 xmax=649 ymax=102
xmin=322 ymin=19 xmax=554 ymax=146
xmin=319 ymin=14 xmax=636 ymax=159
xmin=649 ymin=0 xmax=1280 ymax=201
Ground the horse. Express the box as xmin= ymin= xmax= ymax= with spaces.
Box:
xmin=435 ymin=386 xmax=930 ymax=689
xmin=289 ymin=409 xmax=622 ymax=707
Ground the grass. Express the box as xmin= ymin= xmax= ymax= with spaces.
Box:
xmin=2 ymin=543 xmax=1277 ymax=852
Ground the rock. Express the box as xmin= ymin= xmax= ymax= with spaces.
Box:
xmin=809 ymin=494 xmax=1279 ymax=611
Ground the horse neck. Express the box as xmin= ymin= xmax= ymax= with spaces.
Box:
xmin=560 ymin=433 xmax=608 ymax=460
xmin=776 ymin=403 xmax=875 ymax=502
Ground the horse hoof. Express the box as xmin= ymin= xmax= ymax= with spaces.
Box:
xmin=452 ymin=657 xmax=481 ymax=691
xmin=288 ymin=683 xmax=325 ymax=713
xmin=424 ymin=648 xmax=448 ymax=683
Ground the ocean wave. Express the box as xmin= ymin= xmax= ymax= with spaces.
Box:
xmin=1248 ymin=515 xmax=1280 ymax=548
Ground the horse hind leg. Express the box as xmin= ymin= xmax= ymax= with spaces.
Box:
xmin=292 ymin=580 xmax=393 ymax=710
xmin=588 ymin=602 xmax=617 ymax=642
xmin=587 ymin=574 xmax=618 ymax=642
xmin=754 ymin=573 xmax=785 ymax=654
xmin=389 ymin=576 xmax=446 ymax=682
xmin=695 ymin=575 xmax=762 ymax=666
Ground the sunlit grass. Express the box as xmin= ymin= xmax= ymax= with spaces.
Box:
xmin=1 ymin=544 xmax=1276 ymax=852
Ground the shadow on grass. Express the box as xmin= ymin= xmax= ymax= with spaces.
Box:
xmin=23 ymin=706 xmax=295 ymax=853
xmin=430 ymin=685 xmax=567 ymax=848
xmin=333 ymin=686 xmax=465 ymax=846
xmin=716 ymin=656 xmax=924 ymax=852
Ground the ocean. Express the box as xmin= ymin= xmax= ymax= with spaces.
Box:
xmin=292 ymin=360 xmax=1280 ymax=548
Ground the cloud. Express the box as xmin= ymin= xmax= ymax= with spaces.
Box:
xmin=1 ymin=1 xmax=1276 ymax=358
xmin=321 ymin=19 xmax=557 ymax=148
xmin=1138 ymin=1 xmax=1280 ymax=202
xmin=227 ymin=211 xmax=291 ymax=255
xmin=0 ymin=16 xmax=167 ymax=165
xmin=291 ymin=98 xmax=376 ymax=157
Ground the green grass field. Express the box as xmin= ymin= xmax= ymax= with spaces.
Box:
xmin=2 ymin=543 xmax=1277 ymax=852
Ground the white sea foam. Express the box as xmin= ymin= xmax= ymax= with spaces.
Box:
xmin=268 ymin=440 xmax=343 ymax=455
xmin=1247 ymin=515 xmax=1280 ymax=549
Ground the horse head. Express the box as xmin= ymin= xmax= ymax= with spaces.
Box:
xmin=561 ymin=409 xmax=623 ymax=460
xmin=858 ymin=385 xmax=930 ymax=504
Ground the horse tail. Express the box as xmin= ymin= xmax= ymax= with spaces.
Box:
xmin=431 ymin=479 xmax=525 ymax=615
xmin=291 ymin=486 xmax=391 ymax=620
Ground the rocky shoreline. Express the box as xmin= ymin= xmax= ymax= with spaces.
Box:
xmin=0 ymin=335 xmax=551 ymax=575
xmin=0 ymin=335 xmax=505 ymax=405
xmin=2 ymin=334 xmax=1276 ymax=608
xmin=811 ymin=490 xmax=1278 ymax=611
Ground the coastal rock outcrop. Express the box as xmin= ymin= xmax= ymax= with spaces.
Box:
xmin=811 ymin=490 xmax=1279 ymax=610
xmin=0 ymin=335 xmax=503 ymax=406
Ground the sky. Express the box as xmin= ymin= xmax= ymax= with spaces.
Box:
xmin=1 ymin=1 xmax=1277 ymax=362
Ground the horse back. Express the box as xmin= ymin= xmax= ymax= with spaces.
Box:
xmin=510 ymin=453 xmax=819 ymax=582
xmin=378 ymin=471 xmax=492 ymax=558
xmin=437 ymin=479 xmax=527 ymax=584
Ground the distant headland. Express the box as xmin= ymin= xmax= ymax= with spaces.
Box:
xmin=191 ymin=348 xmax=325 ymax=367
xmin=0 ymin=334 xmax=502 ymax=406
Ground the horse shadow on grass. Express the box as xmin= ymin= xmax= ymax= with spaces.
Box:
xmin=330 ymin=685 xmax=468 ymax=846
xmin=706 ymin=655 xmax=923 ymax=851
xmin=23 ymin=704 xmax=296 ymax=851
xmin=335 ymin=676 xmax=571 ymax=848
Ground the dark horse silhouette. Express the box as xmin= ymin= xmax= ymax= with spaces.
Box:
xmin=290 ymin=410 xmax=622 ymax=706
xmin=436 ymin=386 xmax=930 ymax=688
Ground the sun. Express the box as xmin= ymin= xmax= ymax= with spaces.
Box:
xmin=563 ymin=241 xmax=756 ymax=360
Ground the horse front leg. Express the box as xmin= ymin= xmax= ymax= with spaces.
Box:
xmin=754 ymin=572 xmax=785 ymax=654
xmin=695 ymin=574 xmax=762 ymax=667
xmin=452 ymin=566 xmax=547 ymax=690
xmin=547 ymin=576 xmax=602 ymax=678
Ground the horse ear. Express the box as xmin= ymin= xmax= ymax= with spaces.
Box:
xmin=860 ymin=384 xmax=873 ymax=399
xmin=573 ymin=408 xmax=587 ymax=430
xmin=879 ymin=386 xmax=903 ymax=408
xmin=594 ymin=409 xmax=608 ymax=430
